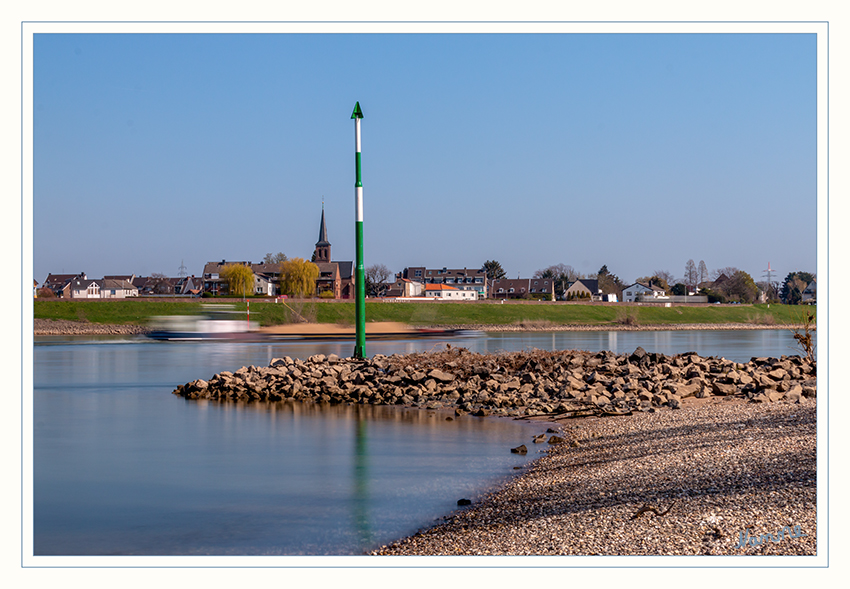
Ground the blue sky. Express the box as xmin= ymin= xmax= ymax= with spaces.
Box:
xmin=33 ymin=32 xmax=817 ymax=285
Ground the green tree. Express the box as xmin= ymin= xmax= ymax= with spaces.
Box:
xmin=781 ymin=271 xmax=814 ymax=305
xmin=280 ymin=258 xmax=319 ymax=298
xmin=671 ymin=283 xmax=687 ymax=296
xmin=597 ymin=265 xmax=624 ymax=298
xmin=724 ymin=270 xmax=759 ymax=303
xmin=482 ymin=260 xmax=506 ymax=280
xmin=220 ymin=264 xmax=254 ymax=298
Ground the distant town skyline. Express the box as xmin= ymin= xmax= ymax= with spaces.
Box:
xmin=32 ymin=29 xmax=818 ymax=287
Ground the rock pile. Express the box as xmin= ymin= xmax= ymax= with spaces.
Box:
xmin=173 ymin=346 xmax=816 ymax=417
xmin=34 ymin=318 xmax=150 ymax=336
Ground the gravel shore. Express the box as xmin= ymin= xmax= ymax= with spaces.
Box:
xmin=374 ymin=398 xmax=816 ymax=556
xmin=33 ymin=318 xmax=150 ymax=336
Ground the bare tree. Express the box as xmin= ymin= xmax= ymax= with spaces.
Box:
xmin=534 ymin=264 xmax=580 ymax=299
xmin=684 ymin=260 xmax=698 ymax=290
xmin=698 ymin=260 xmax=709 ymax=285
xmin=149 ymin=273 xmax=173 ymax=295
xmin=263 ymin=252 xmax=288 ymax=265
xmin=711 ymin=266 xmax=740 ymax=281
xmin=365 ymin=264 xmax=391 ymax=297
xmin=653 ymin=270 xmax=675 ymax=286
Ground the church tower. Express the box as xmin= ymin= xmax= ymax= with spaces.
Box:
xmin=314 ymin=204 xmax=331 ymax=263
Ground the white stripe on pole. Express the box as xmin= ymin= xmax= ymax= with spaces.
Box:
xmin=355 ymin=118 xmax=361 ymax=152
xmin=356 ymin=187 xmax=363 ymax=222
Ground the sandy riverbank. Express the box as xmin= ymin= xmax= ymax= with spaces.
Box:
xmin=426 ymin=322 xmax=798 ymax=332
xmin=34 ymin=318 xmax=800 ymax=336
xmin=373 ymin=397 xmax=816 ymax=556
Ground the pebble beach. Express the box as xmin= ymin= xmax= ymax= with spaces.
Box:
xmin=374 ymin=397 xmax=816 ymax=556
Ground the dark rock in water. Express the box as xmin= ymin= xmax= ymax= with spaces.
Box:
xmin=511 ymin=444 xmax=528 ymax=454
xmin=445 ymin=416 xmax=454 ymax=421
xmin=457 ymin=498 xmax=472 ymax=506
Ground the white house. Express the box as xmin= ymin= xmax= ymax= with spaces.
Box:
xmin=400 ymin=278 xmax=423 ymax=297
xmin=254 ymin=274 xmax=275 ymax=296
xmin=402 ymin=267 xmax=488 ymax=299
xmin=622 ymin=282 xmax=667 ymax=302
xmin=69 ymin=278 xmax=101 ymax=298
xmin=98 ymin=279 xmax=139 ymax=299
xmin=802 ymin=280 xmax=816 ymax=304
xmin=424 ymin=283 xmax=477 ymax=300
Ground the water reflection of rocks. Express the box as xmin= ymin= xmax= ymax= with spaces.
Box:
xmin=189 ymin=396 xmax=463 ymax=426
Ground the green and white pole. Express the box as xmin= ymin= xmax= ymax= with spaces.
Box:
xmin=352 ymin=101 xmax=366 ymax=359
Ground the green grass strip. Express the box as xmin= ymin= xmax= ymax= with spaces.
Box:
xmin=35 ymin=299 xmax=814 ymax=329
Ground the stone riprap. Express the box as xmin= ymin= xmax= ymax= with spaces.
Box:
xmin=172 ymin=346 xmax=816 ymax=415
xmin=34 ymin=318 xmax=150 ymax=336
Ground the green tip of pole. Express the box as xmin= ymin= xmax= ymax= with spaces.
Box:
xmin=351 ymin=101 xmax=364 ymax=119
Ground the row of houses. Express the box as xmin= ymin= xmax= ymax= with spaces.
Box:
xmin=36 ymin=208 xmax=659 ymax=302
xmin=40 ymin=209 xmax=814 ymax=304
xmin=487 ymin=278 xmax=708 ymax=303
xmin=38 ymin=209 xmax=358 ymax=300
xmin=40 ymin=273 xmax=205 ymax=299
xmin=34 ymin=268 xmax=696 ymax=303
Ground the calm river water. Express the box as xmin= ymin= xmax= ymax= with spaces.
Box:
xmin=33 ymin=329 xmax=803 ymax=556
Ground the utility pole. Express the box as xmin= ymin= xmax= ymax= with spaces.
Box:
xmin=762 ymin=262 xmax=775 ymax=305
xmin=352 ymin=102 xmax=366 ymax=359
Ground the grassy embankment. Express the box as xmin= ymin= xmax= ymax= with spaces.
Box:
xmin=34 ymin=299 xmax=813 ymax=329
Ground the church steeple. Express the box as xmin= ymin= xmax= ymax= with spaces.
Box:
xmin=314 ymin=201 xmax=331 ymax=263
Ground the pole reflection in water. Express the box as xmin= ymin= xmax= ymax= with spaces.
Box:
xmin=352 ymin=418 xmax=373 ymax=550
